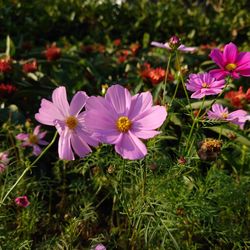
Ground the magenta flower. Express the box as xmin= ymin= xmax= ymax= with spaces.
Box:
xmin=35 ymin=86 xmax=99 ymax=160
xmin=16 ymin=125 xmax=48 ymax=156
xmin=85 ymin=85 xmax=167 ymax=160
xmin=209 ymin=42 xmax=250 ymax=80
xmin=0 ymin=151 xmax=9 ymax=173
xmin=186 ymin=72 xmax=225 ymax=99
xmin=15 ymin=195 xmax=30 ymax=207
xmin=151 ymin=35 xmax=197 ymax=53
xmin=207 ymin=103 xmax=250 ymax=129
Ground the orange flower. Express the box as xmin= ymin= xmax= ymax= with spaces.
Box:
xmin=225 ymin=86 xmax=250 ymax=108
xmin=140 ymin=63 xmax=174 ymax=85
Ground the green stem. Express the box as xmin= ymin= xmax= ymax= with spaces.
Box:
xmin=162 ymin=53 xmax=172 ymax=105
xmin=175 ymin=51 xmax=194 ymax=120
xmin=0 ymin=131 xmax=58 ymax=206
xmin=185 ymin=97 xmax=205 ymax=155
xmin=201 ymin=77 xmax=231 ymax=118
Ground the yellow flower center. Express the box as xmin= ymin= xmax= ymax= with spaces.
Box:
xmin=65 ymin=116 xmax=78 ymax=130
xmin=29 ymin=134 xmax=38 ymax=144
xmin=221 ymin=112 xmax=228 ymax=119
xmin=202 ymin=82 xmax=209 ymax=88
xmin=116 ymin=116 xmax=132 ymax=133
xmin=225 ymin=63 xmax=237 ymax=71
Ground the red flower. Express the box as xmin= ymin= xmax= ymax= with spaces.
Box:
xmin=130 ymin=42 xmax=140 ymax=55
xmin=23 ymin=60 xmax=38 ymax=73
xmin=117 ymin=50 xmax=130 ymax=63
xmin=0 ymin=58 xmax=12 ymax=73
xmin=113 ymin=39 xmax=121 ymax=46
xmin=148 ymin=68 xmax=166 ymax=85
xmin=15 ymin=196 xmax=30 ymax=207
xmin=140 ymin=63 xmax=174 ymax=85
xmin=225 ymin=86 xmax=250 ymax=108
xmin=44 ymin=44 xmax=61 ymax=61
xmin=0 ymin=83 xmax=17 ymax=98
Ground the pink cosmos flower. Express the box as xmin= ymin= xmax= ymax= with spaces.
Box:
xmin=209 ymin=42 xmax=250 ymax=80
xmin=0 ymin=151 xmax=9 ymax=173
xmin=16 ymin=125 xmax=49 ymax=156
xmin=15 ymin=196 xmax=30 ymax=207
xmin=151 ymin=35 xmax=197 ymax=53
xmin=35 ymin=86 xmax=99 ymax=160
xmin=94 ymin=244 xmax=106 ymax=250
xmin=207 ymin=103 xmax=250 ymax=129
xmin=85 ymin=85 xmax=167 ymax=160
xmin=186 ymin=72 xmax=225 ymax=99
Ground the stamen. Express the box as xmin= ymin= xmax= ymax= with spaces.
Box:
xmin=65 ymin=116 xmax=78 ymax=130
xmin=225 ymin=63 xmax=237 ymax=71
xmin=29 ymin=134 xmax=38 ymax=144
xmin=221 ymin=112 xmax=228 ymax=119
xmin=202 ymin=82 xmax=209 ymax=88
xmin=116 ymin=116 xmax=132 ymax=133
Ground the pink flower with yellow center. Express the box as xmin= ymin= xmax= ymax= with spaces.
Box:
xmin=207 ymin=103 xmax=250 ymax=129
xmin=151 ymin=35 xmax=197 ymax=53
xmin=209 ymin=42 xmax=250 ymax=80
xmin=16 ymin=125 xmax=49 ymax=156
xmin=85 ymin=85 xmax=167 ymax=160
xmin=186 ymin=72 xmax=225 ymax=99
xmin=35 ymin=87 xmax=99 ymax=160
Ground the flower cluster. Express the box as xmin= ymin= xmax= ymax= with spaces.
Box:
xmin=225 ymin=86 xmax=250 ymax=108
xmin=35 ymin=85 xmax=167 ymax=160
xmin=183 ymin=42 xmax=250 ymax=130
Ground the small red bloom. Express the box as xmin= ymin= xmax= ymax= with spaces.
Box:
xmin=0 ymin=83 xmax=17 ymax=98
xmin=130 ymin=42 xmax=140 ymax=55
xmin=113 ymin=39 xmax=121 ymax=46
xmin=95 ymin=44 xmax=106 ymax=53
xmin=140 ymin=63 xmax=174 ymax=85
xmin=117 ymin=50 xmax=130 ymax=63
xmin=225 ymin=86 xmax=250 ymax=108
xmin=0 ymin=58 xmax=12 ymax=73
xmin=148 ymin=68 xmax=166 ymax=85
xmin=23 ymin=60 xmax=38 ymax=73
xmin=44 ymin=44 xmax=61 ymax=61
xmin=15 ymin=195 xmax=30 ymax=207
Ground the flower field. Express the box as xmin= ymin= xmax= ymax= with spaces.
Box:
xmin=0 ymin=1 xmax=250 ymax=249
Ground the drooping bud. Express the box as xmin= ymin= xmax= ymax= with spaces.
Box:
xmin=168 ymin=35 xmax=181 ymax=50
